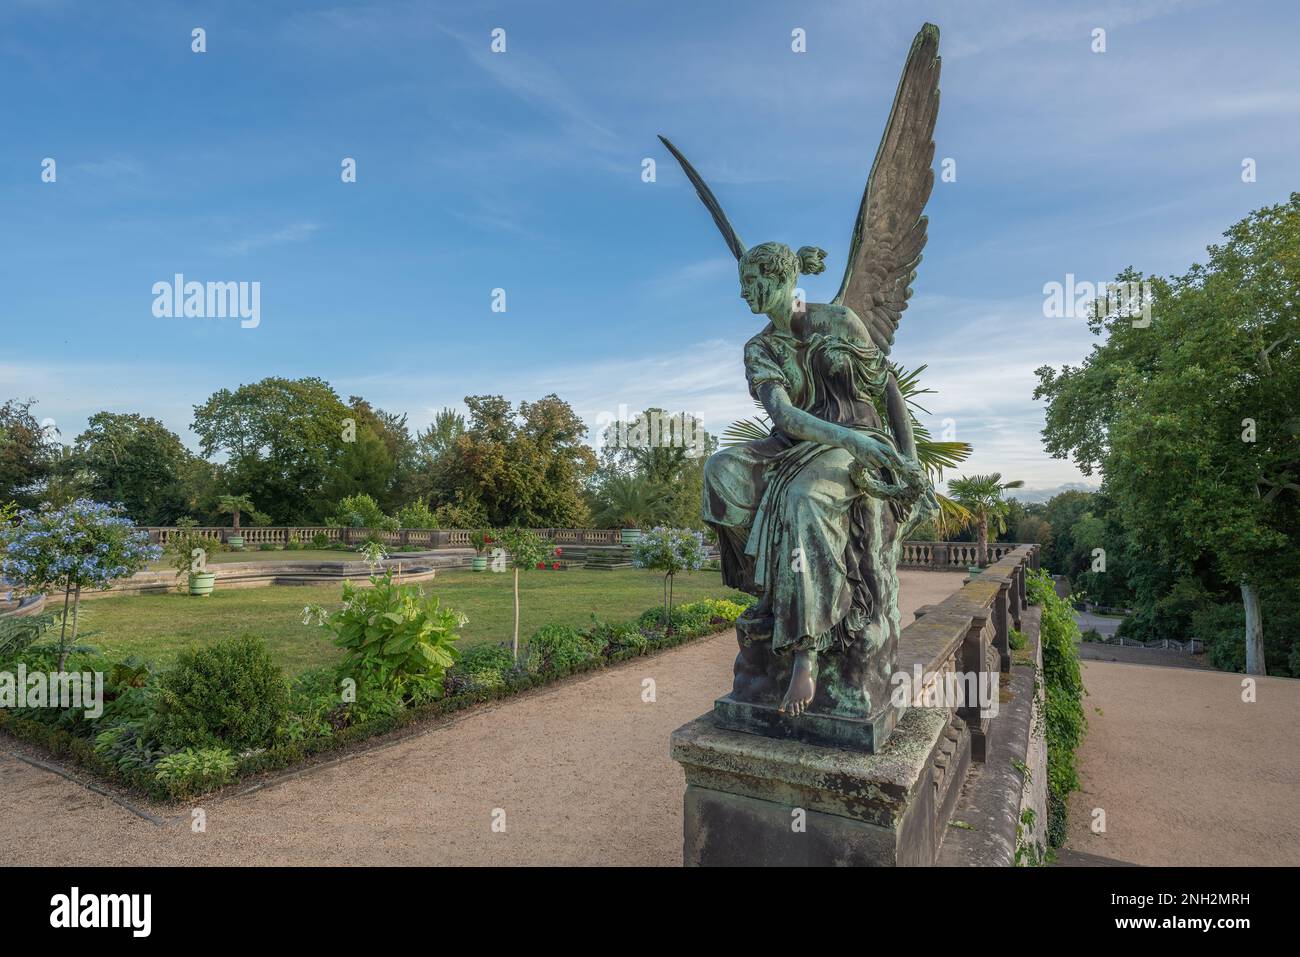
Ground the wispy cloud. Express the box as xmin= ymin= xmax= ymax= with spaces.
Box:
xmin=213 ymin=223 xmax=322 ymax=256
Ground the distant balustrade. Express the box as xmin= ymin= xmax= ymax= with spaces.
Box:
xmin=139 ymin=527 xmax=1037 ymax=571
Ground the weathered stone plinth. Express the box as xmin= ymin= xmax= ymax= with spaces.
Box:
xmin=671 ymin=706 xmax=969 ymax=866
xmin=712 ymin=692 xmax=901 ymax=753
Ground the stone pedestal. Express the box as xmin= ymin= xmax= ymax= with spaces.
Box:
xmin=671 ymin=706 xmax=969 ymax=867
xmin=712 ymin=692 xmax=901 ymax=753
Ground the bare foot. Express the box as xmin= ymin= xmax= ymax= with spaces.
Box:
xmin=779 ymin=650 xmax=817 ymax=716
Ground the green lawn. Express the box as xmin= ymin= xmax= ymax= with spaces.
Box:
xmin=76 ymin=568 xmax=745 ymax=674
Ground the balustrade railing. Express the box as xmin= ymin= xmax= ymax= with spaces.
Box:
xmin=139 ymin=527 xmax=1036 ymax=571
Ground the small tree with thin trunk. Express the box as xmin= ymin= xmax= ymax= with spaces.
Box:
xmin=632 ymin=526 xmax=707 ymax=632
xmin=947 ymin=473 xmax=1025 ymax=567
xmin=0 ymin=500 xmax=159 ymax=667
xmin=493 ymin=526 xmax=551 ymax=663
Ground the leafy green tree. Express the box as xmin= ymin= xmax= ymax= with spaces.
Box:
xmin=494 ymin=526 xmax=552 ymax=662
xmin=1035 ymin=195 xmax=1300 ymax=674
xmin=947 ymin=473 xmax=1025 ymax=566
xmin=191 ymin=377 xmax=353 ymax=524
xmin=336 ymin=396 xmax=416 ymax=510
xmin=69 ymin=412 xmax=193 ymax=525
xmin=436 ymin=395 xmax=595 ymax=527
xmin=0 ymin=398 xmax=60 ymax=508
xmin=632 ymin=527 xmax=707 ymax=630
xmin=593 ymin=408 xmax=716 ymax=531
xmin=1039 ymin=490 xmax=1093 ymax=575
xmin=319 ymin=420 xmax=394 ymax=507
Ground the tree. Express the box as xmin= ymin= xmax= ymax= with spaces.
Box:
xmin=0 ymin=398 xmax=61 ymax=508
xmin=591 ymin=474 xmax=670 ymax=529
xmin=947 ymin=473 xmax=1025 ymax=566
xmin=217 ymin=493 xmax=255 ymax=530
xmin=70 ymin=412 xmax=194 ymax=526
xmin=192 ymin=377 xmax=354 ymax=524
xmin=632 ymin=526 xmax=707 ymax=630
xmin=437 ymin=395 xmax=596 ymax=527
xmin=0 ymin=500 xmax=159 ymax=667
xmin=334 ymin=396 xmax=416 ymax=510
xmin=1035 ymin=195 xmax=1300 ymax=674
xmin=494 ymin=526 xmax=551 ymax=662
xmin=592 ymin=407 xmax=717 ymax=531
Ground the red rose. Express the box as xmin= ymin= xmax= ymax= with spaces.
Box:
xmin=555 ymin=547 xmax=563 ymax=556
xmin=552 ymin=562 xmax=561 ymax=570
xmin=536 ymin=562 xmax=545 ymax=569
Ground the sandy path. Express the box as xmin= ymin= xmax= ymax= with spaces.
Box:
xmin=0 ymin=572 xmax=966 ymax=866
xmin=1065 ymin=660 xmax=1300 ymax=866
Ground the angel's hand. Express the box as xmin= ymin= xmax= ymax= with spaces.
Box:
xmin=845 ymin=432 xmax=899 ymax=472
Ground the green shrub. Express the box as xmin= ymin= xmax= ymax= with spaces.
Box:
xmin=636 ymin=602 xmax=719 ymax=637
xmin=1027 ymin=568 xmax=1086 ymax=847
xmin=156 ymin=636 xmax=290 ymax=751
xmin=311 ymin=531 xmax=331 ymax=549
xmin=327 ymin=493 xmax=398 ymax=532
xmin=94 ymin=720 xmax=166 ymax=776
xmin=395 ymin=500 xmax=439 ymax=530
xmin=154 ymin=747 xmax=236 ymax=800
xmin=1009 ymin=627 xmax=1027 ymax=650
xmin=592 ymin=621 xmax=649 ymax=656
xmin=457 ymin=642 xmax=516 ymax=673
xmin=320 ymin=570 xmax=462 ymax=700
xmin=1079 ymin=628 xmax=1102 ymax=643
xmin=683 ymin=598 xmax=748 ymax=623
xmin=526 ymin=624 xmax=603 ymax=674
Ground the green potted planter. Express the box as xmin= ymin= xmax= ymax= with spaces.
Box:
xmin=227 ymin=534 xmax=244 ymax=550
xmin=620 ymin=528 xmax=643 ymax=546
xmin=469 ymin=529 xmax=493 ymax=571
xmin=188 ymin=571 xmax=216 ymax=597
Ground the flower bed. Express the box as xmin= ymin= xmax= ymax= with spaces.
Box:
xmin=0 ymin=588 xmax=753 ymax=803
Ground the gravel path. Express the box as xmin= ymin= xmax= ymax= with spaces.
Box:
xmin=1065 ymin=659 xmax=1300 ymax=866
xmin=1 ymin=572 xmax=966 ymax=866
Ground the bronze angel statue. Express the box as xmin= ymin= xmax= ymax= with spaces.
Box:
xmin=660 ymin=23 xmax=942 ymax=750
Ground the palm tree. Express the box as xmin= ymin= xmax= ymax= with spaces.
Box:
xmin=946 ymin=473 xmax=1025 ymax=566
xmin=592 ymin=474 xmax=669 ymax=529
xmin=722 ymin=363 xmax=973 ymax=535
xmin=217 ymin=493 xmax=255 ymax=530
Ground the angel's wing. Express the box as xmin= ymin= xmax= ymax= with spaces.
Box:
xmin=832 ymin=23 xmax=941 ymax=355
xmin=658 ymin=135 xmax=746 ymax=261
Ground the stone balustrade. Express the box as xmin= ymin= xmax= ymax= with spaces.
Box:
xmin=140 ymin=526 xmax=1032 ymax=568
xmin=898 ymin=539 xmax=1031 ymax=570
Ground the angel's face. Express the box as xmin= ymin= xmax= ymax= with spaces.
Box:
xmin=738 ymin=262 xmax=792 ymax=317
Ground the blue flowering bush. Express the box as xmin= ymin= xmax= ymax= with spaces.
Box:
xmin=632 ymin=526 xmax=707 ymax=632
xmin=0 ymin=499 xmax=159 ymax=666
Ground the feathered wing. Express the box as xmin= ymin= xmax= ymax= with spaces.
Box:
xmin=657 ymin=135 xmax=746 ymax=261
xmin=833 ymin=22 xmax=941 ymax=355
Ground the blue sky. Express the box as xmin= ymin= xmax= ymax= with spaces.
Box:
xmin=2 ymin=0 xmax=1297 ymax=495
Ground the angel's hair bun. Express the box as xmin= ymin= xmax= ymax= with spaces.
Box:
xmin=797 ymin=246 xmax=827 ymax=276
